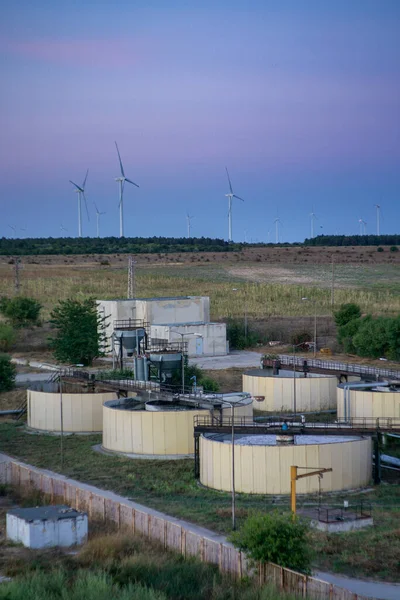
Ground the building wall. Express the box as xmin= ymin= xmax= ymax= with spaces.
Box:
xmin=103 ymin=406 xmax=209 ymax=455
xmin=28 ymin=390 xmax=117 ymax=432
xmin=200 ymin=435 xmax=372 ymax=494
xmin=151 ymin=322 xmax=227 ymax=356
xmin=337 ymin=387 xmax=400 ymax=421
xmin=7 ymin=514 xmax=88 ymax=548
xmin=97 ymin=297 xmax=210 ymax=352
xmin=242 ymin=372 xmax=337 ymax=412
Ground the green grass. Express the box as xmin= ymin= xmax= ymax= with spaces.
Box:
xmin=0 ymin=532 xmax=298 ymax=600
xmin=0 ymin=423 xmax=399 ymax=581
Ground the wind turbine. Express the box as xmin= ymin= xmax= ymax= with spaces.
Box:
xmin=225 ymin=167 xmax=244 ymax=242
xmin=374 ymin=204 xmax=381 ymax=235
xmin=310 ymin=207 xmax=318 ymax=238
xmin=69 ymin=169 xmax=89 ymax=237
xmin=186 ymin=213 xmax=194 ymax=238
xmin=115 ymin=142 xmax=139 ymax=238
xmin=94 ymin=203 xmax=106 ymax=238
xmin=8 ymin=225 xmax=17 ymax=237
xmin=274 ymin=217 xmax=282 ymax=244
xmin=60 ymin=224 xmax=68 ymax=235
xmin=358 ymin=218 xmax=367 ymax=235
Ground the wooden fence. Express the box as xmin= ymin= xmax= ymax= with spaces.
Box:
xmin=0 ymin=456 xmax=373 ymax=600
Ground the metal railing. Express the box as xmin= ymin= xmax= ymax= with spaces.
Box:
xmin=114 ymin=319 xmax=149 ymax=331
xmin=273 ymin=355 xmax=400 ymax=380
xmin=317 ymin=502 xmax=372 ymax=523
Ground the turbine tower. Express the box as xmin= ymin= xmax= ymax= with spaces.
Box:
xmin=186 ymin=213 xmax=194 ymax=238
xmin=115 ymin=142 xmax=139 ymax=238
xmin=374 ymin=204 xmax=381 ymax=236
xmin=94 ymin=203 xmax=106 ymax=238
xmin=358 ymin=218 xmax=367 ymax=235
xmin=310 ymin=207 xmax=318 ymax=238
xmin=274 ymin=218 xmax=282 ymax=244
xmin=69 ymin=169 xmax=89 ymax=237
xmin=225 ymin=167 xmax=244 ymax=242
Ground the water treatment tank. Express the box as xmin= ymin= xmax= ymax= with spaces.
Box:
xmin=114 ymin=328 xmax=146 ymax=357
xmin=149 ymin=352 xmax=182 ymax=384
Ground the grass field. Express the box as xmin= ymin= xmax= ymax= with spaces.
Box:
xmin=0 ymin=423 xmax=398 ymax=582
xmin=1 ymin=261 xmax=400 ymax=322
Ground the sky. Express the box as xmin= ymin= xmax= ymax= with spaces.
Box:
xmin=1 ymin=0 xmax=399 ymax=242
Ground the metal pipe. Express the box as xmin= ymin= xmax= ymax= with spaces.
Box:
xmin=341 ymin=381 xmax=389 ymax=423
xmin=0 ymin=409 xmax=23 ymax=415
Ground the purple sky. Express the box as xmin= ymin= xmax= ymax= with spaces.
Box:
xmin=1 ymin=1 xmax=399 ymax=241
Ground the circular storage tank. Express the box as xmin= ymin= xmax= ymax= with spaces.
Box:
xmin=103 ymin=396 xmax=210 ymax=456
xmin=200 ymin=433 xmax=372 ymax=494
xmin=243 ymin=369 xmax=337 ymax=412
xmin=27 ymin=382 xmax=117 ymax=433
xmin=337 ymin=383 xmax=400 ymax=422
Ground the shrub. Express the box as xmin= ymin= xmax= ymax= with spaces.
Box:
xmin=0 ymin=353 xmax=16 ymax=392
xmin=390 ymin=246 xmax=399 ymax=252
xmin=334 ymin=303 xmax=361 ymax=328
xmin=185 ymin=363 xmax=220 ymax=392
xmin=290 ymin=330 xmax=312 ymax=347
xmin=49 ymin=298 xmax=107 ymax=366
xmin=227 ymin=318 xmax=259 ymax=350
xmin=0 ymin=296 xmax=42 ymax=327
xmin=0 ymin=323 xmax=16 ymax=351
xmin=230 ymin=511 xmax=312 ymax=574
xmin=377 ymin=246 xmax=384 ymax=252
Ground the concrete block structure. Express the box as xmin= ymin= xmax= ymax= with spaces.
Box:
xmin=27 ymin=382 xmax=117 ymax=433
xmin=243 ymin=368 xmax=337 ymax=412
xmin=7 ymin=506 xmax=88 ymax=548
xmin=200 ymin=433 xmax=372 ymax=494
xmin=151 ymin=322 xmax=227 ymax=356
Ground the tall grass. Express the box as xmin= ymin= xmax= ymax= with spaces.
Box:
xmin=0 ymin=266 xmax=399 ymax=320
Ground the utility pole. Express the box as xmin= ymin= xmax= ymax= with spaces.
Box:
xmin=331 ymin=256 xmax=335 ymax=307
xmin=13 ymin=257 xmax=21 ymax=294
xmin=127 ymin=256 xmax=137 ymax=298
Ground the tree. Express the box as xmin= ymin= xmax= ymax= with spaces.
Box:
xmin=337 ymin=317 xmax=361 ymax=353
xmin=229 ymin=511 xmax=312 ymax=574
xmin=334 ymin=303 xmax=361 ymax=328
xmin=0 ymin=323 xmax=16 ymax=351
xmin=0 ymin=354 xmax=16 ymax=392
xmin=0 ymin=296 xmax=42 ymax=328
xmin=49 ymin=298 xmax=107 ymax=366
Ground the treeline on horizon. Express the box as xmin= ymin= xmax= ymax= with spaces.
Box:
xmin=304 ymin=234 xmax=400 ymax=246
xmin=0 ymin=234 xmax=398 ymax=256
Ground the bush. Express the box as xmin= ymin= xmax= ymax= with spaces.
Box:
xmin=227 ymin=319 xmax=259 ymax=350
xmin=185 ymin=363 xmax=220 ymax=392
xmin=0 ymin=353 xmax=16 ymax=392
xmin=97 ymin=369 xmax=134 ymax=380
xmin=337 ymin=317 xmax=361 ymax=353
xmin=0 ymin=323 xmax=16 ymax=351
xmin=290 ymin=330 xmax=312 ymax=347
xmin=49 ymin=298 xmax=107 ymax=366
xmin=377 ymin=246 xmax=384 ymax=252
xmin=0 ymin=296 xmax=42 ymax=327
xmin=334 ymin=303 xmax=361 ymax=328
xmin=390 ymin=246 xmax=399 ymax=252
xmin=229 ymin=511 xmax=312 ymax=574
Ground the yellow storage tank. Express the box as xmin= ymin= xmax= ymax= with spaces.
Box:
xmin=243 ymin=369 xmax=337 ymax=412
xmin=200 ymin=433 xmax=372 ymax=494
xmin=337 ymin=383 xmax=400 ymax=422
xmin=27 ymin=382 xmax=117 ymax=433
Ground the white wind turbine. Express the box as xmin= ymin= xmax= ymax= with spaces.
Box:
xmin=274 ymin=217 xmax=282 ymax=243
xmin=225 ymin=167 xmax=244 ymax=242
xmin=8 ymin=225 xmax=17 ymax=237
xmin=186 ymin=213 xmax=194 ymax=238
xmin=310 ymin=206 xmax=318 ymax=238
xmin=374 ymin=204 xmax=381 ymax=235
xmin=94 ymin=203 xmax=106 ymax=238
xmin=358 ymin=218 xmax=367 ymax=235
xmin=60 ymin=224 xmax=68 ymax=235
xmin=69 ymin=169 xmax=89 ymax=237
xmin=115 ymin=142 xmax=139 ymax=238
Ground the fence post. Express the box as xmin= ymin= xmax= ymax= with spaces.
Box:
xmin=164 ymin=520 xmax=167 ymax=550
xmin=147 ymin=514 xmax=151 ymax=538
xmin=131 ymin=508 xmax=135 ymax=534
xmin=181 ymin=527 xmax=186 ymax=558
xmin=50 ymin=478 xmax=54 ymax=504
xmin=200 ymin=537 xmax=204 ymax=562
xmin=238 ymin=551 xmax=242 ymax=579
xmin=219 ymin=543 xmax=223 ymax=572
xmin=329 ymin=583 xmax=334 ymax=599
xmin=302 ymin=575 xmax=307 ymax=597
xmin=117 ymin=503 xmax=121 ymax=530
xmin=103 ymin=497 xmax=106 ymax=522
xmin=89 ymin=493 xmax=93 ymax=519
xmin=280 ymin=566 xmax=284 ymax=590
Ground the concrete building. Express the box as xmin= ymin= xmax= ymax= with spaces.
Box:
xmin=151 ymin=322 xmax=227 ymax=357
xmin=7 ymin=506 xmax=88 ymax=548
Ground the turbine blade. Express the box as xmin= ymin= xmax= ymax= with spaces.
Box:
xmin=233 ymin=194 xmax=245 ymax=202
xmin=83 ymin=193 xmax=90 ymax=221
xmin=115 ymin=141 xmax=125 ymax=177
xmin=82 ymin=169 xmax=89 ymax=190
xmin=225 ymin=167 xmax=233 ymax=194
xmin=125 ymin=177 xmax=140 ymax=188
xmin=93 ymin=202 xmax=99 ymax=214
xmin=69 ymin=180 xmax=83 ymax=192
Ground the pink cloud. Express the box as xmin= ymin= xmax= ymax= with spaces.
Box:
xmin=2 ymin=38 xmax=143 ymax=69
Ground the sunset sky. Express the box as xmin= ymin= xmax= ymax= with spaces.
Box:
xmin=1 ymin=0 xmax=399 ymax=241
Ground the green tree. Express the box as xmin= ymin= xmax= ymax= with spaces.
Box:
xmin=334 ymin=303 xmax=361 ymax=328
xmin=337 ymin=317 xmax=361 ymax=353
xmin=229 ymin=511 xmax=312 ymax=574
xmin=49 ymin=298 xmax=107 ymax=366
xmin=0 ymin=353 xmax=16 ymax=392
xmin=226 ymin=318 xmax=259 ymax=350
xmin=0 ymin=323 xmax=16 ymax=351
xmin=0 ymin=296 xmax=42 ymax=328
